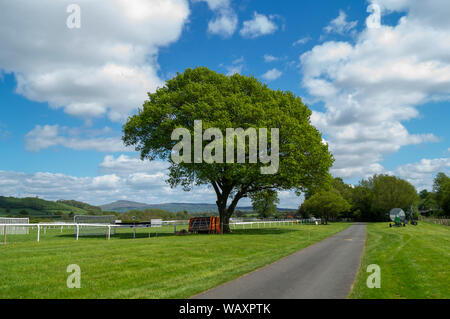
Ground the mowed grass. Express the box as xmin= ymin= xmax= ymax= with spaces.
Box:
xmin=0 ymin=223 xmax=349 ymax=299
xmin=349 ymin=222 xmax=450 ymax=299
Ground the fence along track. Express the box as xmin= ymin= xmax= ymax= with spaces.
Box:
xmin=1 ymin=219 xmax=315 ymax=244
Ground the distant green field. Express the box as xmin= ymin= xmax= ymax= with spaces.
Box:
xmin=0 ymin=196 xmax=93 ymax=218
xmin=0 ymin=223 xmax=349 ymax=299
xmin=349 ymin=222 xmax=450 ymax=299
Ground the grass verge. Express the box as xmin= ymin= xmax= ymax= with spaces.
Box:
xmin=0 ymin=223 xmax=349 ymax=299
xmin=349 ymin=222 xmax=449 ymax=299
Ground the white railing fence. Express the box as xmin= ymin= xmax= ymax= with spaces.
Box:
xmin=0 ymin=219 xmax=320 ymax=244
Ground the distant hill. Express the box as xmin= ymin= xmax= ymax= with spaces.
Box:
xmin=100 ymin=200 xmax=151 ymax=213
xmin=56 ymin=200 xmax=102 ymax=213
xmin=100 ymin=200 xmax=296 ymax=214
xmin=0 ymin=196 xmax=88 ymax=218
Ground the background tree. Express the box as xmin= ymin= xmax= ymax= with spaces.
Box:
xmin=418 ymin=189 xmax=439 ymax=216
xmin=299 ymin=191 xmax=351 ymax=224
xmin=362 ymin=175 xmax=419 ymax=221
xmin=233 ymin=210 xmax=246 ymax=218
xmin=433 ymin=172 xmax=450 ymax=215
xmin=351 ymin=185 xmax=374 ymax=221
xmin=123 ymin=67 xmax=333 ymax=232
xmin=250 ymin=189 xmax=279 ymax=219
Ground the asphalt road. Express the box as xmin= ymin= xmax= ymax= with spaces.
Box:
xmin=193 ymin=223 xmax=366 ymax=299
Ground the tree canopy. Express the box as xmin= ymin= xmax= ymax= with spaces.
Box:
xmin=250 ymin=189 xmax=279 ymax=219
xmin=123 ymin=67 xmax=333 ymax=232
xmin=304 ymin=175 xmax=420 ymax=221
xmin=299 ymin=191 xmax=351 ymax=224
xmin=433 ymin=172 xmax=450 ymax=215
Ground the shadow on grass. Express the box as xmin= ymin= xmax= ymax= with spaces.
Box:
xmin=56 ymin=231 xmax=182 ymax=240
xmin=54 ymin=227 xmax=299 ymax=240
xmin=225 ymin=228 xmax=299 ymax=235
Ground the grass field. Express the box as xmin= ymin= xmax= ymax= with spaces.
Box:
xmin=349 ymin=222 xmax=450 ymax=299
xmin=0 ymin=223 xmax=349 ymax=299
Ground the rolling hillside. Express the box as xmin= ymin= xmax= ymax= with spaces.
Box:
xmin=0 ymin=196 xmax=94 ymax=218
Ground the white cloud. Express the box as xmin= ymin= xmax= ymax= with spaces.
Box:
xmin=194 ymin=0 xmax=238 ymax=37
xmin=293 ymin=37 xmax=311 ymax=46
xmin=324 ymin=10 xmax=358 ymax=35
xmin=99 ymin=155 xmax=170 ymax=176
xmin=300 ymin=1 xmax=449 ymax=179
xmin=25 ymin=125 xmax=130 ymax=153
xmin=0 ymin=165 xmax=216 ymax=207
xmin=0 ymin=152 xmax=302 ymax=208
xmin=208 ymin=12 xmax=238 ymax=37
xmin=240 ymin=12 xmax=278 ymax=38
xmin=261 ymin=68 xmax=282 ymax=81
xmin=397 ymin=158 xmax=450 ymax=191
xmin=0 ymin=169 xmax=301 ymax=208
xmin=0 ymin=0 xmax=190 ymax=122
xmin=263 ymin=54 xmax=278 ymax=63
xmin=223 ymin=56 xmax=245 ymax=76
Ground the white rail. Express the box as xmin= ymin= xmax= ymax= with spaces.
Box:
xmin=0 ymin=223 xmax=120 ymax=243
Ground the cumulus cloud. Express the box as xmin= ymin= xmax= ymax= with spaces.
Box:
xmin=300 ymin=1 xmax=449 ymax=179
xmin=261 ymin=68 xmax=282 ymax=81
xmin=99 ymin=155 xmax=170 ymax=176
xmin=240 ymin=12 xmax=278 ymax=38
xmin=0 ymin=153 xmax=302 ymax=208
xmin=397 ymin=158 xmax=450 ymax=191
xmin=223 ymin=56 xmax=245 ymax=75
xmin=324 ymin=10 xmax=358 ymax=35
xmin=293 ymin=37 xmax=311 ymax=46
xmin=194 ymin=0 xmax=238 ymax=37
xmin=263 ymin=54 xmax=279 ymax=63
xmin=25 ymin=125 xmax=130 ymax=153
xmin=0 ymin=0 xmax=190 ymax=122
xmin=0 ymin=162 xmax=216 ymax=206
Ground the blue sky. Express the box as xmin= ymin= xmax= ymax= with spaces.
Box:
xmin=0 ymin=0 xmax=449 ymax=207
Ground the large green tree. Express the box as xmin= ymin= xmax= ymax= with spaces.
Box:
xmin=433 ymin=172 xmax=450 ymax=215
xmin=299 ymin=191 xmax=351 ymax=224
xmin=250 ymin=189 xmax=279 ymax=219
xmin=418 ymin=189 xmax=439 ymax=216
xmin=123 ymin=67 xmax=333 ymax=232
xmin=363 ymin=174 xmax=419 ymax=221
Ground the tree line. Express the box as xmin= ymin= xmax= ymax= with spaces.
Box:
xmin=297 ymin=173 xmax=450 ymax=223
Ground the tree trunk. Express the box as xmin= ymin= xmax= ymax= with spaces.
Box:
xmin=217 ymin=195 xmax=231 ymax=234
xmin=216 ymin=194 xmax=242 ymax=234
xmin=220 ymin=211 xmax=232 ymax=234
xmin=212 ymin=181 xmax=248 ymax=234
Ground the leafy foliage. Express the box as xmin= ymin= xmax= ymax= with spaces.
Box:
xmin=433 ymin=172 xmax=450 ymax=215
xmin=303 ymin=175 xmax=420 ymax=222
xmin=300 ymin=191 xmax=351 ymax=224
xmin=123 ymin=67 xmax=333 ymax=232
xmin=250 ymin=189 xmax=279 ymax=218
xmin=365 ymin=175 xmax=419 ymax=221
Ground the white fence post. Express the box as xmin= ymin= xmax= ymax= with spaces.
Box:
xmin=76 ymin=225 xmax=79 ymax=241
xmin=37 ymin=225 xmax=40 ymax=242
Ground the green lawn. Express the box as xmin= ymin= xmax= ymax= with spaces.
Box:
xmin=0 ymin=223 xmax=349 ymax=299
xmin=349 ymin=222 xmax=450 ymax=299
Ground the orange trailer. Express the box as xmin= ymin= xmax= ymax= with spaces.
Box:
xmin=189 ymin=216 xmax=221 ymax=234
